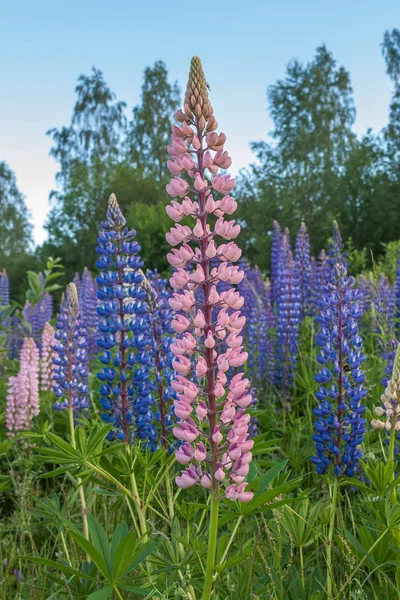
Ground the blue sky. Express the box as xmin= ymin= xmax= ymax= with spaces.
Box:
xmin=1 ymin=0 xmax=399 ymax=244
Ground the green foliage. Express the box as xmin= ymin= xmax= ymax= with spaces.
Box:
xmin=0 ymin=161 xmax=33 ymax=260
xmin=127 ymin=60 xmax=180 ymax=182
xmin=236 ymin=41 xmax=400 ymax=273
xmin=26 ymin=257 xmax=63 ymax=307
xmin=43 ymin=62 xmax=180 ymax=285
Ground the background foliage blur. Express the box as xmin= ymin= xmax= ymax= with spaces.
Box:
xmin=2 ymin=31 xmax=400 ymax=302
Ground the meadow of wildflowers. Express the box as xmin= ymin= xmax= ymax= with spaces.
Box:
xmin=2 ymin=57 xmax=400 ymax=600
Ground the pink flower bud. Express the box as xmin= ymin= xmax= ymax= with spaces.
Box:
xmin=170 ymin=269 xmax=190 ymax=290
xmin=225 ymin=484 xmax=238 ymax=500
xmin=195 ymin=357 xmax=208 ymax=378
xmin=176 ymin=444 xmax=195 ymax=464
xmin=204 ymin=195 xmax=216 ymax=213
xmin=206 ymin=239 xmax=217 ymax=258
xmin=193 ymin=219 xmax=204 ymax=237
xmin=205 ymin=331 xmax=215 ymax=349
xmin=194 ymin=442 xmax=206 ymax=462
xmin=201 ymin=473 xmax=212 ymax=488
xmin=168 ymin=138 xmax=187 ymax=156
xmin=172 ymin=125 xmax=186 ymax=139
xmin=203 ymin=151 xmax=213 ymax=168
xmin=212 ymin=426 xmax=223 ymax=444
xmin=171 ymin=315 xmax=190 ymax=333
xmin=215 ymin=466 xmax=225 ymax=481
xmin=194 ymin=173 xmax=206 ymax=191
xmin=235 ymin=394 xmax=252 ymax=408
xmin=194 ymin=310 xmax=206 ymax=329
xmin=174 ymin=399 xmax=193 ymax=419
xmin=206 ymin=132 xmax=218 ymax=147
xmin=180 ymin=291 xmax=195 ymax=311
xmin=182 ymin=197 xmax=195 ymax=216
xmin=214 ymin=150 xmax=232 ymax=169
xmin=227 ymin=348 xmax=248 ymax=368
xmin=166 ymin=201 xmax=184 ymax=222
xmin=208 ymin=285 xmax=220 ymax=305
xmin=192 ymin=134 xmax=201 ymax=150
xmin=176 ymin=466 xmax=199 ymax=488
xmin=180 ymin=243 xmax=194 ymax=262
xmin=229 ymin=311 xmax=246 ymax=330
xmin=237 ymin=490 xmax=253 ymax=502
xmin=214 ymin=381 xmax=225 ymax=399
xmin=167 ymin=159 xmax=184 ymax=175
xmin=173 ymin=356 xmax=192 ymax=375
xmin=191 ymin=265 xmax=205 ymax=284
xmin=219 ymin=195 xmax=237 ymax=215
xmin=167 ymin=249 xmax=184 ymax=268
xmin=196 ymin=401 xmax=208 ymax=420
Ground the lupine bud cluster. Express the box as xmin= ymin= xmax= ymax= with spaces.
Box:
xmin=274 ymin=230 xmax=301 ymax=408
xmin=395 ymin=251 xmax=400 ymax=335
xmin=295 ymin=222 xmax=312 ymax=318
xmin=312 ymin=263 xmax=366 ymax=477
xmin=368 ymin=273 xmax=396 ymax=388
xmin=372 ymin=343 xmax=400 ymax=438
xmin=79 ymin=267 xmax=99 ymax=358
xmin=310 ymin=250 xmax=329 ymax=315
xmin=141 ymin=270 xmax=177 ymax=449
xmin=0 ymin=269 xmax=9 ymax=306
xmin=41 ymin=322 xmax=56 ymax=391
xmin=6 ymin=337 xmax=40 ymax=436
xmin=238 ymin=260 xmax=270 ymax=387
xmin=165 ymin=56 xmax=253 ymax=501
xmin=96 ymin=195 xmax=148 ymax=442
xmin=22 ymin=292 xmax=53 ymax=349
xmin=53 ymin=283 xmax=89 ymax=411
xmin=248 ymin=388 xmax=259 ymax=438
xmin=328 ymin=221 xmax=347 ymax=272
xmin=357 ymin=274 xmax=374 ymax=315
xmin=372 ymin=347 xmax=400 ymax=432
xmin=270 ymin=221 xmax=282 ymax=307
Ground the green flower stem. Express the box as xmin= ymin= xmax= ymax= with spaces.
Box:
xmin=113 ymin=585 xmax=124 ymax=600
xmin=60 ymin=530 xmax=71 ymax=565
xmin=218 ymin=515 xmax=242 ymax=568
xmin=129 ymin=468 xmax=147 ymax=537
xmin=124 ymin=496 xmax=141 ymax=537
xmin=326 ymin=477 xmax=338 ymax=599
xmin=68 ymin=408 xmax=89 ymax=542
xmin=299 ymin=545 xmax=305 ymax=590
xmin=389 ymin=425 xmax=397 ymax=506
xmin=165 ymin=474 xmax=175 ymax=522
xmin=202 ymin=493 xmax=220 ymax=600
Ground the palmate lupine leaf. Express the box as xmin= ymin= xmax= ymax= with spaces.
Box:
xmin=24 ymin=515 xmax=158 ymax=598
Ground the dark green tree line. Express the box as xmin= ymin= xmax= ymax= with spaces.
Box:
xmin=42 ymin=62 xmax=180 ymax=284
xmin=236 ymin=40 xmax=400 ymax=272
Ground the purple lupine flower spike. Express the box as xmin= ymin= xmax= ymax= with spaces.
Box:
xmin=294 ymin=222 xmax=312 ymax=318
xmin=270 ymin=221 xmax=282 ymax=307
xmin=274 ymin=230 xmax=301 ymax=410
xmin=80 ymin=267 xmax=99 ymax=359
xmin=53 ymin=283 xmax=90 ymax=411
xmin=0 ymin=269 xmax=9 ymax=306
xmin=328 ymin=221 xmax=347 ymax=272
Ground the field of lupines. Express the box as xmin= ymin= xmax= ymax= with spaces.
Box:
xmin=2 ymin=57 xmax=400 ymax=600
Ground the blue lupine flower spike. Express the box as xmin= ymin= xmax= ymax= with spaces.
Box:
xmin=312 ymin=263 xmax=367 ymax=477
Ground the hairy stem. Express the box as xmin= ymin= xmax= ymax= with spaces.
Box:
xmin=326 ymin=477 xmax=338 ymax=599
xmin=202 ymin=494 xmax=220 ymax=600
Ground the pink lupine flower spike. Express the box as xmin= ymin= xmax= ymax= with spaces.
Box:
xmin=166 ymin=57 xmax=254 ymax=504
